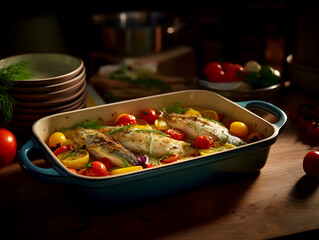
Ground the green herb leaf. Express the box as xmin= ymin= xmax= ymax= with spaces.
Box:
xmin=163 ymin=102 xmax=186 ymax=114
xmin=106 ymin=124 xmax=137 ymax=135
xmin=74 ymin=120 xmax=104 ymax=129
xmin=121 ymin=158 xmax=130 ymax=167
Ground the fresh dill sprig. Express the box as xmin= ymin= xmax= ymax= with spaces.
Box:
xmin=0 ymin=60 xmax=34 ymax=125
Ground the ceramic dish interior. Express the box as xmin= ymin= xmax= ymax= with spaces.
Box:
xmin=33 ymin=90 xmax=285 ymax=177
xmin=1 ymin=53 xmax=84 ymax=86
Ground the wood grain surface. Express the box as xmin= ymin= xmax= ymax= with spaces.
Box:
xmin=1 ymin=87 xmax=319 ymax=240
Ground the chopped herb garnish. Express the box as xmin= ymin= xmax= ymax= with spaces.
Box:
xmin=106 ymin=124 xmax=136 ymax=135
xmin=135 ymin=129 xmax=170 ymax=137
xmin=121 ymin=158 xmax=130 ymax=167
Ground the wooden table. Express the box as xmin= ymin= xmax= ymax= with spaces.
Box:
xmin=1 ymin=86 xmax=319 ymax=240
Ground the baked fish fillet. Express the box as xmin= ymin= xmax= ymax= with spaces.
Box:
xmin=99 ymin=125 xmax=196 ymax=158
xmin=162 ymin=113 xmax=246 ymax=146
xmin=73 ymin=127 xmax=140 ymax=167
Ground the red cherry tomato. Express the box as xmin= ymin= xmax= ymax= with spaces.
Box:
xmin=192 ymin=135 xmax=215 ymax=149
xmin=53 ymin=144 xmax=74 ymax=156
xmin=140 ymin=108 xmax=158 ymax=124
xmin=161 ymin=154 xmax=179 ymax=163
xmin=303 ymin=151 xmax=319 ymax=177
xmin=85 ymin=161 xmax=110 ymax=177
xmin=204 ymin=61 xmax=225 ymax=82
xmin=223 ymin=63 xmax=246 ymax=82
xmin=164 ymin=128 xmax=185 ymax=141
xmin=0 ymin=128 xmax=17 ymax=168
xmin=98 ymin=157 xmax=113 ymax=169
xmin=116 ymin=114 xmax=137 ymax=126
xmin=306 ymin=121 xmax=319 ymax=139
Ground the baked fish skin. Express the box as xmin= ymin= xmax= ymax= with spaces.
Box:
xmin=99 ymin=125 xmax=196 ymax=158
xmin=73 ymin=127 xmax=140 ymax=167
xmin=162 ymin=113 xmax=246 ymax=147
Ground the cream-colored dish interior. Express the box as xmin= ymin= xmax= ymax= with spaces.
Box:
xmin=32 ymin=90 xmax=276 ymax=177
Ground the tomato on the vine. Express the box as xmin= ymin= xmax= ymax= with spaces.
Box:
xmin=161 ymin=153 xmax=179 ymax=163
xmin=306 ymin=121 xmax=319 ymax=139
xmin=204 ymin=61 xmax=225 ymax=82
xmin=140 ymin=108 xmax=158 ymax=124
xmin=0 ymin=128 xmax=17 ymax=168
xmin=164 ymin=128 xmax=185 ymax=141
xmin=192 ymin=135 xmax=215 ymax=149
xmin=303 ymin=151 xmax=319 ymax=177
xmin=85 ymin=161 xmax=110 ymax=177
xmin=115 ymin=114 xmax=137 ymax=126
xmin=223 ymin=62 xmax=246 ymax=82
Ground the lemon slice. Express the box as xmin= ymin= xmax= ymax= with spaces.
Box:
xmin=184 ymin=109 xmax=201 ymax=116
xmin=200 ymin=110 xmax=219 ymax=121
xmin=110 ymin=166 xmax=143 ymax=175
xmin=57 ymin=149 xmax=89 ymax=170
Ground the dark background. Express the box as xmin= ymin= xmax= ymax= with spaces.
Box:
xmin=0 ymin=1 xmax=310 ymax=75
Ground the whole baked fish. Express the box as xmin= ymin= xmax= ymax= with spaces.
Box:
xmin=99 ymin=125 xmax=196 ymax=158
xmin=73 ymin=127 xmax=140 ymax=167
xmin=162 ymin=113 xmax=246 ymax=146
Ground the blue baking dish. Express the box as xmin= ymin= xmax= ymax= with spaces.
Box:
xmin=19 ymin=90 xmax=287 ymax=204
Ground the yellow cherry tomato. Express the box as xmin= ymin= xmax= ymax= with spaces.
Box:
xmin=110 ymin=166 xmax=143 ymax=175
xmin=200 ymin=110 xmax=219 ymax=121
xmin=48 ymin=132 xmax=66 ymax=149
xmin=229 ymin=121 xmax=249 ymax=138
xmin=57 ymin=149 xmax=89 ymax=170
xmin=184 ymin=109 xmax=201 ymax=116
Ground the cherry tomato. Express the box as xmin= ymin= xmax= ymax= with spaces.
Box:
xmin=303 ymin=151 xmax=319 ymax=177
xmin=192 ymin=135 xmax=215 ymax=149
xmin=53 ymin=144 xmax=75 ymax=156
xmin=48 ymin=132 xmax=66 ymax=149
xmin=204 ymin=61 xmax=225 ymax=82
xmin=229 ymin=121 xmax=249 ymax=138
xmin=164 ymin=128 xmax=185 ymax=141
xmin=0 ymin=128 xmax=17 ymax=168
xmin=98 ymin=157 xmax=113 ymax=169
xmin=85 ymin=161 xmax=110 ymax=177
xmin=115 ymin=114 xmax=137 ymax=126
xmin=223 ymin=62 xmax=246 ymax=82
xmin=161 ymin=153 xmax=179 ymax=163
xmin=306 ymin=121 xmax=319 ymax=139
xmin=140 ymin=108 xmax=158 ymax=124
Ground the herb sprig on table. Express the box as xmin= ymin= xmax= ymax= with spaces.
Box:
xmin=0 ymin=60 xmax=34 ymax=125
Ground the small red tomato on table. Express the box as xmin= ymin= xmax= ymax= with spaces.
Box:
xmin=303 ymin=151 xmax=319 ymax=177
xmin=140 ymin=108 xmax=158 ymax=124
xmin=0 ymin=128 xmax=17 ymax=168
xmin=306 ymin=121 xmax=319 ymax=139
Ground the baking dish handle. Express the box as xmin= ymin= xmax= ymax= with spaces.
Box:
xmin=19 ymin=137 xmax=68 ymax=183
xmin=236 ymin=100 xmax=287 ymax=131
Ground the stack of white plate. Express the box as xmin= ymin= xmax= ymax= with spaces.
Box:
xmin=0 ymin=53 xmax=87 ymax=132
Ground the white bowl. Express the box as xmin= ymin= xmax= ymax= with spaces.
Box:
xmin=286 ymin=54 xmax=319 ymax=93
xmin=0 ymin=53 xmax=84 ymax=86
